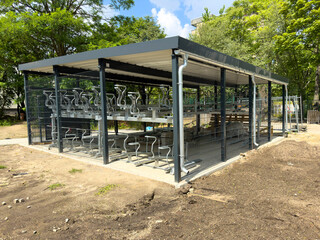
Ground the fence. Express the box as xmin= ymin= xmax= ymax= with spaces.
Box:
xmin=307 ymin=110 xmax=320 ymax=124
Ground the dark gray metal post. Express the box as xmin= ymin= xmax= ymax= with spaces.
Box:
xmin=37 ymin=96 xmax=43 ymax=142
xmin=172 ymin=53 xmax=181 ymax=182
xmin=214 ymin=83 xmax=219 ymax=136
xmin=282 ymin=85 xmax=286 ymax=136
xmin=235 ymin=85 xmax=238 ymax=111
xmin=23 ymin=72 xmax=32 ymax=145
xmin=249 ymin=76 xmax=253 ymax=150
xmin=220 ymin=68 xmax=226 ymax=162
xmin=53 ymin=66 xmax=63 ymax=153
xmin=114 ymin=121 xmax=119 ymax=135
xmin=99 ymin=59 xmax=109 ymax=164
xmin=268 ymin=81 xmax=272 ymax=141
xmin=196 ymin=86 xmax=201 ymax=134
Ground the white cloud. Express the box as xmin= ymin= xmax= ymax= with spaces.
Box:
xmin=183 ymin=0 xmax=225 ymax=20
xmin=150 ymin=0 xmax=234 ymax=20
xmin=82 ymin=4 xmax=119 ymax=23
xmin=149 ymin=0 xmax=181 ymax=12
xmin=100 ymin=4 xmax=120 ymax=21
xmin=152 ymin=8 xmax=193 ymax=38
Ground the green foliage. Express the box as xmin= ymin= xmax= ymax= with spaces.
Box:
xmin=0 ymin=116 xmax=19 ymax=126
xmin=0 ymin=0 xmax=166 ymax=117
xmin=192 ymin=0 xmax=320 ymax=102
xmin=96 ymin=184 xmax=117 ymax=195
xmin=48 ymin=183 xmax=65 ymax=190
xmin=0 ymin=165 xmax=7 ymax=169
xmin=88 ymin=16 xmax=166 ymax=50
xmin=69 ymin=168 xmax=83 ymax=174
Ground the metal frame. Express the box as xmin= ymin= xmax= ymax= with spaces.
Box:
xmin=19 ymin=37 xmax=290 ymax=184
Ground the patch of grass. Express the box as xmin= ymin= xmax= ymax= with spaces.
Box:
xmin=48 ymin=183 xmax=64 ymax=190
xmin=96 ymin=184 xmax=117 ymax=196
xmin=68 ymin=168 xmax=83 ymax=174
xmin=0 ymin=165 xmax=7 ymax=169
xmin=0 ymin=116 xmax=19 ymax=126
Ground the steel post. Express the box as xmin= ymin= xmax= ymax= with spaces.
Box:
xmin=249 ymin=75 xmax=253 ymax=149
xmin=98 ymin=59 xmax=109 ymax=164
xmin=23 ymin=72 xmax=32 ymax=145
xmin=172 ymin=52 xmax=181 ymax=182
xmin=268 ymin=81 xmax=272 ymax=141
xmin=282 ymin=85 xmax=286 ymax=135
xmin=53 ymin=66 xmax=63 ymax=153
xmin=220 ymin=68 xmax=226 ymax=161
xmin=196 ymin=86 xmax=201 ymax=134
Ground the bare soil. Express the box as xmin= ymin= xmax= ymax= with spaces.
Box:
xmin=0 ymin=122 xmax=28 ymax=140
xmin=1 ymin=125 xmax=320 ymax=239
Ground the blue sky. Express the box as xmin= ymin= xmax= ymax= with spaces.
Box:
xmin=104 ymin=0 xmax=235 ymax=38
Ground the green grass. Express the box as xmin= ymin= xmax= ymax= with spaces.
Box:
xmin=96 ymin=184 xmax=117 ymax=196
xmin=0 ymin=117 xmax=19 ymax=126
xmin=68 ymin=168 xmax=83 ymax=174
xmin=0 ymin=165 xmax=7 ymax=169
xmin=48 ymin=183 xmax=65 ymax=190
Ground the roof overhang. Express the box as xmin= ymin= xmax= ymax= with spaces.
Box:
xmin=19 ymin=36 xmax=288 ymax=87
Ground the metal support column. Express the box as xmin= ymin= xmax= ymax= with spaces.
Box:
xmin=220 ymin=68 xmax=226 ymax=162
xmin=114 ymin=121 xmax=119 ymax=135
xmin=98 ymin=58 xmax=109 ymax=164
xmin=268 ymin=81 xmax=272 ymax=141
xmin=282 ymin=85 xmax=286 ymax=136
xmin=214 ymin=83 xmax=219 ymax=136
xmin=196 ymin=86 xmax=201 ymax=134
xmin=172 ymin=52 xmax=181 ymax=182
xmin=53 ymin=66 xmax=63 ymax=153
xmin=248 ymin=75 xmax=253 ymax=150
xmin=23 ymin=72 xmax=32 ymax=145
xmin=234 ymin=85 xmax=238 ymax=121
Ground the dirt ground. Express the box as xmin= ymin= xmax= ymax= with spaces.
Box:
xmin=1 ymin=125 xmax=320 ymax=239
xmin=0 ymin=122 xmax=28 ymax=140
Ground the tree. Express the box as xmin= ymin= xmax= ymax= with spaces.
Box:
xmin=275 ymin=0 xmax=320 ymax=105
xmin=0 ymin=0 xmax=165 ymax=118
xmin=191 ymin=0 xmax=319 ymax=104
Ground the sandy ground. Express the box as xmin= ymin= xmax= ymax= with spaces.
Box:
xmin=0 ymin=122 xmax=28 ymax=140
xmin=0 ymin=124 xmax=320 ymax=239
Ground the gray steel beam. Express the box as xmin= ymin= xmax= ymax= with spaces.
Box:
xmin=23 ymin=72 xmax=32 ymax=145
xmin=249 ymin=75 xmax=253 ymax=150
xmin=268 ymin=81 xmax=272 ymax=141
xmin=99 ymin=59 xmax=109 ymax=164
xmin=220 ymin=68 xmax=226 ymax=162
xmin=172 ymin=52 xmax=181 ymax=183
xmin=53 ymin=66 xmax=63 ymax=153
xmin=51 ymin=65 xmax=198 ymax=89
xmin=282 ymin=85 xmax=285 ymax=135
xmin=106 ymin=59 xmax=224 ymax=87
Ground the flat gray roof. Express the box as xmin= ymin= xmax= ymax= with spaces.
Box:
xmin=19 ymin=36 xmax=288 ymax=87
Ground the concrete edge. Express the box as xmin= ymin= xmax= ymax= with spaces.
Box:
xmin=175 ymin=136 xmax=285 ymax=188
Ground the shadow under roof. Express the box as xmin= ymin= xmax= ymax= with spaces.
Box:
xmin=18 ymin=36 xmax=288 ymax=87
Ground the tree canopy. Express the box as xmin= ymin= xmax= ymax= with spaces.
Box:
xmin=0 ymin=0 xmax=165 ymax=118
xmin=191 ymin=0 xmax=320 ymax=106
